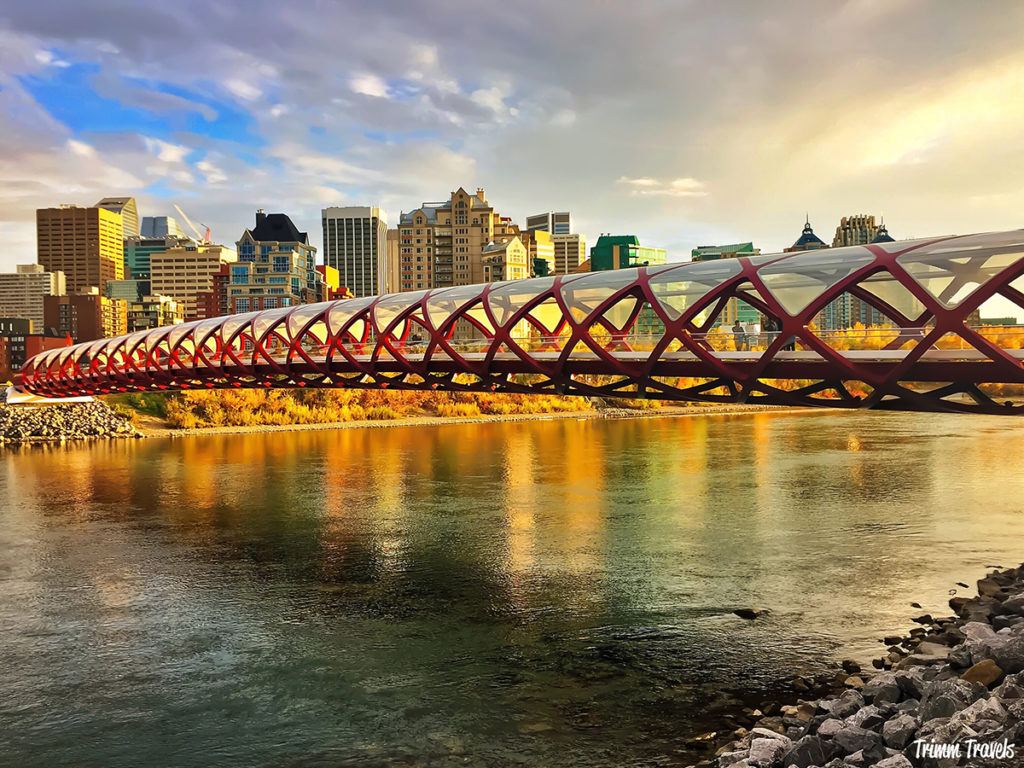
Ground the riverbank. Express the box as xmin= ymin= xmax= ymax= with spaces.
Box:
xmin=0 ymin=400 xmax=142 ymax=444
xmin=137 ymin=401 xmax=794 ymax=439
xmin=688 ymin=565 xmax=1024 ymax=768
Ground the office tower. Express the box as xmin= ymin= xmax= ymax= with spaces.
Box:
xmin=140 ymin=216 xmax=186 ymax=238
xmin=149 ymin=243 xmax=237 ymax=321
xmin=526 ymin=211 xmax=573 ymax=235
xmin=37 ymin=204 xmax=124 ymax=293
xmin=384 ymin=229 xmax=401 ymax=294
xmin=124 ymin=234 xmax=194 ymax=280
xmin=589 ymin=235 xmax=666 ymax=271
xmin=519 ymin=229 xmax=555 ymax=276
xmin=551 ymin=234 xmax=586 ymax=275
xmin=321 ymin=206 xmax=388 ymax=298
xmin=0 ymin=264 xmax=67 ymax=331
xmin=95 ymin=197 xmax=140 ymax=237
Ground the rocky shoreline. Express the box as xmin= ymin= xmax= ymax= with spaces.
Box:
xmin=692 ymin=565 xmax=1024 ymax=768
xmin=0 ymin=401 xmax=142 ymax=443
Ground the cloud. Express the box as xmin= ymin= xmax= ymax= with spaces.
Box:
xmin=142 ymin=137 xmax=191 ymax=164
xmin=223 ymin=78 xmax=261 ymax=101
xmin=1 ymin=0 xmax=1024 ymax=270
xmin=350 ymin=73 xmax=390 ymax=99
xmin=618 ymin=176 xmax=707 ymax=197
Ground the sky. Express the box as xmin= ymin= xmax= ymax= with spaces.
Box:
xmin=2 ymin=0 xmax=1024 ymax=271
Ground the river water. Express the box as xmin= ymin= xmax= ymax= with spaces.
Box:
xmin=2 ymin=410 xmax=1023 ymax=767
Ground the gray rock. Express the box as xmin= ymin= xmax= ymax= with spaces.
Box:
xmin=1000 ymin=592 xmax=1024 ymax=616
xmin=718 ymin=750 xmax=749 ymax=767
xmin=919 ymin=678 xmax=985 ymax=720
xmin=844 ymin=705 xmax=883 ymax=730
xmin=991 ymin=633 xmax=1024 ymax=673
xmin=881 ymin=713 xmax=916 ymax=749
xmin=749 ymin=727 xmax=790 ymax=741
xmin=781 ymin=735 xmax=838 ymax=768
xmin=827 ymin=690 xmax=864 ymax=719
xmin=832 ymin=725 xmax=882 ymax=756
xmin=748 ymin=736 xmax=789 ymax=767
xmin=894 ymin=670 xmax=926 ymax=699
xmin=863 ymin=672 xmax=901 ymax=705
xmin=816 ymin=719 xmax=843 ymax=739
xmin=874 ymin=756 xmax=913 ymax=768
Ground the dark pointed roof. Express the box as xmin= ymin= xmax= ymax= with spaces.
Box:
xmin=870 ymin=222 xmax=895 ymax=243
xmin=791 ymin=217 xmax=826 ymax=249
xmin=251 ymin=211 xmax=308 ymax=244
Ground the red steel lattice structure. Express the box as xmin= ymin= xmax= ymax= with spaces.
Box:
xmin=17 ymin=230 xmax=1024 ymax=414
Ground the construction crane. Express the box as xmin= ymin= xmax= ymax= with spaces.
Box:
xmin=173 ymin=204 xmax=212 ymax=243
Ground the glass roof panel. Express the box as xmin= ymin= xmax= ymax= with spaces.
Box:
xmin=327 ymin=297 xmax=375 ymax=336
xmin=287 ymin=303 xmax=328 ymax=337
xmin=559 ymin=269 xmax=636 ymax=323
xmin=426 ymin=284 xmax=487 ymax=328
xmin=896 ymin=232 xmax=1024 ymax=308
xmin=487 ymin=277 xmax=557 ymax=326
xmin=373 ymin=291 xmax=428 ymax=333
xmin=252 ymin=307 xmax=293 ymax=341
xmin=758 ymin=250 xmax=873 ymax=315
xmin=648 ymin=259 xmax=742 ymax=321
xmin=857 ymin=271 xmax=927 ymax=322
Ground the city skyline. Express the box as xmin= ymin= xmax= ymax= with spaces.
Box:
xmin=2 ymin=2 xmax=1024 ymax=270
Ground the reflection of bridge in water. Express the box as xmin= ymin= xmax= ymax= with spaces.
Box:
xmin=16 ymin=230 xmax=1024 ymax=415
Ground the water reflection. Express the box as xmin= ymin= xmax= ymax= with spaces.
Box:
xmin=2 ymin=411 xmax=1024 ymax=767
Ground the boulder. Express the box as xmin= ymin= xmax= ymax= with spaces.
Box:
xmin=826 ymin=689 xmax=864 ymax=719
xmin=863 ymin=673 xmax=901 ymax=705
xmin=990 ymin=633 xmax=1024 ymax=673
xmin=781 ymin=735 xmax=838 ymax=768
xmin=747 ymin=736 xmax=789 ymax=767
xmin=718 ymin=749 xmax=749 ymax=766
xmin=815 ymin=718 xmax=843 ymax=739
xmin=919 ymin=678 xmax=986 ymax=720
xmin=874 ymin=755 xmax=913 ymax=768
xmin=961 ymin=658 xmax=1004 ymax=687
xmin=881 ymin=713 xmax=916 ymax=749
xmin=832 ymin=724 xmax=883 ymax=756
xmin=978 ymin=576 xmax=1006 ymax=599
xmin=894 ymin=670 xmax=926 ymax=699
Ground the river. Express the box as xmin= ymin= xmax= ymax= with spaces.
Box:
xmin=1 ymin=410 xmax=1022 ymax=767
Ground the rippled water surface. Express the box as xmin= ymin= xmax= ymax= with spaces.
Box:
xmin=2 ymin=410 xmax=1024 ymax=767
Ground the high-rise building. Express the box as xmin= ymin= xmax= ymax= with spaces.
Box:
xmin=526 ymin=211 xmax=573 ymax=235
xmin=0 ymin=264 xmax=67 ymax=331
xmin=551 ymin=234 xmax=586 ymax=275
xmin=44 ymin=288 xmax=128 ymax=342
xmin=95 ymin=197 xmax=140 ymax=238
xmin=691 ymin=242 xmax=760 ymax=261
xmin=384 ymin=229 xmax=401 ymax=294
xmin=105 ymin=279 xmax=151 ymax=303
xmin=150 ymin=243 xmax=237 ymax=321
xmin=397 ymin=187 xmax=519 ymax=291
xmin=37 ymin=204 xmax=125 ymax=293
xmin=784 ymin=217 xmax=828 ymax=252
xmin=126 ymin=294 xmax=185 ymax=332
xmin=231 ymin=210 xmax=321 ymax=314
xmin=140 ymin=216 xmax=186 ymax=239
xmin=819 ymin=216 xmax=896 ymax=330
xmin=124 ymin=234 xmax=194 ymax=280
xmin=321 ymin=206 xmax=388 ymax=298
xmin=589 ymin=235 xmax=666 ymax=271
xmin=833 ymin=214 xmax=882 ymax=247
xmin=195 ymin=264 xmax=232 ymax=321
